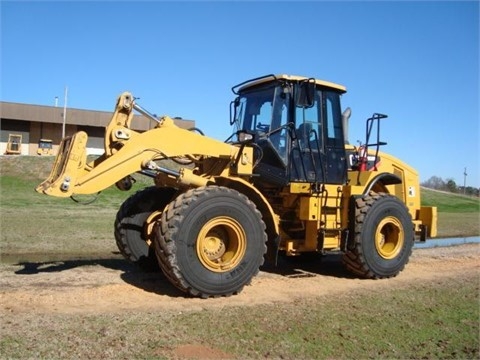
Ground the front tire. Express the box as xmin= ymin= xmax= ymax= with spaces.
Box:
xmin=154 ymin=186 xmax=267 ymax=298
xmin=114 ymin=186 xmax=176 ymax=271
xmin=343 ymin=192 xmax=414 ymax=278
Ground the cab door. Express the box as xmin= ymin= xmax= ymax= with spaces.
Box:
xmin=290 ymin=89 xmax=347 ymax=185
xmin=323 ymin=91 xmax=347 ymax=185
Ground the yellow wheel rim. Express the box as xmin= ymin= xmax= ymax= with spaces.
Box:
xmin=196 ymin=217 xmax=247 ymax=273
xmin=375 ymin=216 xmax=404 ymax=260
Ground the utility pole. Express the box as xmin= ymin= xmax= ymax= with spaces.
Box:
xmin=463 ymin=167 xmax=467 ymax=195
xmin=62 ymin=87 xmax=68 ymax=138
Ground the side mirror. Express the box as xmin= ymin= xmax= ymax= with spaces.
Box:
xmin=295 ymin=79 xmax=315 ymax=108
xmin=230 ymin=97 xmax=240 ymax=125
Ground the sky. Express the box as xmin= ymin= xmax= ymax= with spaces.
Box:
xmin=1 ymin=0 xmax=479 ymax=188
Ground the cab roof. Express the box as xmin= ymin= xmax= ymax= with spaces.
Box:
xmin=234 ymin=74 xmax=347 ymax=94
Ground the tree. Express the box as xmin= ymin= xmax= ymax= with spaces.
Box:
xmin=423 ymin=176 xmax=479 ymax=197
xmin=446 ymin=178 xmax=457 ymax=193
xmin=460 ymin=186 xmax=480 ymax=197
xmin=421 ymin=176 xmax=446 ymax=190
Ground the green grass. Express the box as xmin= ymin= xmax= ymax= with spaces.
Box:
xmin=0 ymin=157 xmax=153 ymax=256
xmin=0 ymin=274 xmax=477 ymax=359
xmin=207 ymin=277 xmax=478 ymax=359
xmin=437 ymin=212 xmax=480 ymax=238
xmin=420 ymin=188 xmax=479 ymax=237
xmin=421 ymin=187 xmax=480 ymax=213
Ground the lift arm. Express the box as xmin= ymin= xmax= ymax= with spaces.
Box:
xmin=36 ymin=92 xmax=241 ymax=197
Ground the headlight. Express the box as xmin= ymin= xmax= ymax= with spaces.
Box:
xmin=237 ymin=131 xmax=253 ymax=142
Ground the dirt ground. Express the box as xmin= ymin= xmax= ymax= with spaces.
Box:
xmin=0 ymin=244 xmax=478 ymax=359
xmin=1 ymin=244 xmax=478 ymax=316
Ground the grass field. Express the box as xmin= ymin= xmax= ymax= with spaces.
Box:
xmin=0 ymin=156 xmax=479 ymax=359
xmin=421 ymin=187 xmax=480 ymax=213
xmin=1 ymin=274 xmax=477 ymax=359
xmin=1 ymin=156 xmax=478 ymax=257
xmin=0 ymin=156 xmax=148 ymax=257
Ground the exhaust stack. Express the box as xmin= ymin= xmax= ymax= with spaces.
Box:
xmin=342 ymin=107 xmax=352 ymax=144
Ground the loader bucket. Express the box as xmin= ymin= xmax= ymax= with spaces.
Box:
xmin=35 ymin=131 xmax=88 ymax=197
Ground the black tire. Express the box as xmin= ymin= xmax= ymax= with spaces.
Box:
xmin=154 ymin=186 xmax=267 ymax=298
xmin=114 ymin=186 xmax=176 ymax=271
xmin=343 ymin=192 xmax=414 ymax=279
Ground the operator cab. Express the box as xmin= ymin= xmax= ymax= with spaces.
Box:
xmin=230 ymin=74 xmax=348 ymax=188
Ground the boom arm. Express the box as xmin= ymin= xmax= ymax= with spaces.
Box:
xmin=36 ymin=92 xmax=240 ymax=197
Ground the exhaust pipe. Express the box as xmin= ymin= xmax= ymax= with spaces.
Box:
xmin=342 ymin=107 xmax=352 ymax=144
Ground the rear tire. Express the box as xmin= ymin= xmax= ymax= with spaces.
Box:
xmin=154 ymin=186 xmax=267 ymax=298
xmin=114 ymin=186 xmax=176 ymax=271
xmin=343 ymin=192 xmax=414 ymax=278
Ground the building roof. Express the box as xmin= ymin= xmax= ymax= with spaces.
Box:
xmin=0 ymin=101 xmax=194 ymax=131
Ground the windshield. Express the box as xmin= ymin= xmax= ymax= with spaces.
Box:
xmin=39 ymin=141 xmax=52 ymax=149
xmin=234 ymin=86 xmax=273 ymax=134
xmin=233 ymin=83 xmax=291 ymax=163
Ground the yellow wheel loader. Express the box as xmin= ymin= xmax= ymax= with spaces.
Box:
xmin=5 ymin=134 xmax=22 ymax=155
xmin=37 ymin=139 xmax=54 ymax=155
xmin=36 ymin=74 xmax=437 ymax=298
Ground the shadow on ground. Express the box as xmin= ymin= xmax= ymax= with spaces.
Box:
xmin=13 ymin=257 xmax=127 ymax=275
xmin=7 ymin=251 xmax=356 ymax=297
xmin=262 ymin=252 xmax=356 ymax=279
xmin=8 ymin=252 xmax=186 ymax=297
